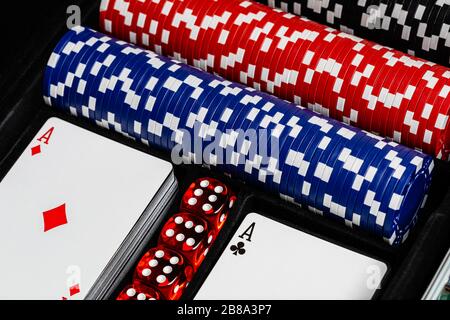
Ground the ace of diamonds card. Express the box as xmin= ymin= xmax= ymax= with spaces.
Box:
xmin=0 ymin=117 xmax=174 ymax=300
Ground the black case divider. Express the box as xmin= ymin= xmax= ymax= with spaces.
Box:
xmin=0 ymin=0 xmax=449 ymax=300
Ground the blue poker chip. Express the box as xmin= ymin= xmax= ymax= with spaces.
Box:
xmin=222 ymin=91 xmax=264 ymax=177
xmin=44 ymin=27 xmax=436 ymax=246
xmin=338 ymin=133 xmax=386 ymax=230
xmin=290 ymin=113 xmax=338 ymax=209
xmin=294 ymin=123 xmax=330 ymax=209
xmin=85 ymin=41 xmax=130 ymax=126
xmin=304 ymin=121 xmax=354 ymax=212
xmin=131 ymin=55 xmax=173 ymax=145
xmin=326 ymin=131 xmax=379 ymax=227
xmin=315 ymin=129 xmax=368 ymax=221
xmin=240 ymin=98 xmax=300 ymax=194
xmin=271 ymin=107 xmax=307 ymax=196
xmin=373 ymin=148 xmax=417 ymax=238
xmin=242 ymin=98 xmax=295 ymax=191
xmin=125 ymin=52 xmax=166 ymax=140
xmin=80 ymin=36 xmax=129 ymax=126
xmin=222 ymin=91 xmax=274 ymax=179
xmin=185 ymin=80 xmax=237 ymax=167
xmin=276 ymin=107 xmax=315 ymax=199
xmin=103 ymin=46 xmax=149 ymax=137
xmin=64 ymin=31 xmax=108 ymax=113
xmin=52 ymin=28 xmax=95 ymax=110
xmin=280 ymin=112 xmax=321 ymax=206
xmin=362 ymin=143 xmax=411 ymax=235
xmin=382 ymin=153 xmax=434 ymax=242
xmin=161 ymin=67 xmax=211 ymax=152
xmin=142 ymin=61 xmax=182 ymax=148
xmin=61 ymin=29 xmax=112 ymax=112
xmin=301 ymin=117 xmax=347 ymax=210
xmin=350 ymin=140 xmax=397 ymax=233
xmin=94 ymin=42 xmax=135 ymax=128
xmin=198 ymin=82 xmax=249 ymax=169
xmin=70 ymin=34 xmax=118 ymax=119
xmin=146 ymin=62 xmax=185 ymax=149
xmin=137 ymin=56 xmax=179 ymax=147
xmin=114 ymin=47 xmax=157 ymax=138
xmin=118 ymin=51 xmax=157 ymax=139
xmin=168 ymin=75 xmax=223 ymax=157
xmin=43 ymin=27 xmax=82 ymax=107
xmin=284 ymin=117 xmax=326 ymax=208
xmin=151 ymin=66 xmax=193 ymax=150
xmin=312 ymin=126 xmax=361 ymax=225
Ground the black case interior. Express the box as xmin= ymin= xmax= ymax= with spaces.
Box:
xmin=0 ymin=0 xmax=449 ymax=300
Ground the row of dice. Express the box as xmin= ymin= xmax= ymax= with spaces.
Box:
xmin=117 ymin=177 xmax=236 ymax=300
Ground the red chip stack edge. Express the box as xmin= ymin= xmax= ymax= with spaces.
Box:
xmin=99 ymin=0 xmax=450 ymax=159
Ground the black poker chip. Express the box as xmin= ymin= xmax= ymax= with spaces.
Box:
xmin=257 ymin=0 xmax=450 ymax=67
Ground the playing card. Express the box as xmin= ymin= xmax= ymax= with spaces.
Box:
xmin=423 ymin=248 xmax=450 ymax=300
xmin=0 ymin=117 xmax=174 ymax=300
xmin=195 ymin=213 xmax=388 ymax=300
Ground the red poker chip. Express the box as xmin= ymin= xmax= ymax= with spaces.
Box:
xmin=422 ymin=70 xmax=450 ymax=154
xmin=346 ymin=44 xmax=391 ymax=129
xmin=99 ymin=0 xmax=114 ymax=35
xmin=311 ymin=34 xmax=352 ymax=115
xmin=100 ymin=0 xmax=450 ymax=158
xmin=403 ymin=65 xmax=448 ymax=152
xmin=240 ymin=7 xmax=287 ymax=91
xmin=355 ymin=46 xmax=398 ymax=133
xmin=273 ymin=16 xmax=317 ymax=101
xmin=264 ymin=11 xmax=305 ymax=98
xmin=128 ymin=0 xmax=151 ymax=46
xmin=368 ymin=53 xmax=415 ymax=138
xmin=257 ymin=10 xmax=303 ymax=95
xmin=204 ymin=0 xmax=244 ymax=74
xmin=279 ymin=17 xmax=324 ymax=102
xmin=249 ymin=9 xmax=293 ymax=95
xmin=185 ymin=0 xmax=225 ymax=68
xmin=434 ymin=79 xmax=450 ymax=159
xmin=396 ymin=62 xmax=439 ymax=149
xmin=176 ymin=0 xmax=220 ymax=65
xmin=176 ymin=0 xmax=213 ymax=68
xmin=293 ymin=27 xmax=338 ymax=109
xmin=324 ymin=39 xmax=370 ymax=124
xmin=339 ymin=41 xmax=381 ymax=126
xmin=203 ymin=0 xmax=242 ymax=74
xmin=113 ymin=0 xmax=130 ymax=43
xmin=299 ymin=28 xmax=340 ymax=109
xmin=217 ymin=0 xmax=267 ymax=84
xmin=323 ymin=35 xmax=366 ymax=121
xmin=162 ymin=0 xmax=189 ymax=60
xmin=130 ymin=0 xmax=159 ymax=52
xmin=386 ymin=60 xmax=433 ymax=145
xmin=221 ymin=0 xmax=265 ymax=83
xmin=305 ymin=30 xmax=341 ymax=111
xmin=143 ymin=0 xmax=171 ymax=55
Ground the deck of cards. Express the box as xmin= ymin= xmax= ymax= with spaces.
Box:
xmin=0 ymin=118 xmax=177 ymax=300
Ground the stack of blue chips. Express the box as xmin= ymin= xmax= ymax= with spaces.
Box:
xmin=43 ymin=27 xmax=434 ymax=245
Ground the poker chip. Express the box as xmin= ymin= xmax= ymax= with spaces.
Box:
xmin=44 ymin=27 xmax=434 ymax=245
xmin=98 ymin=0 xmax=450 ymax=159
xmin=257 ymin=0 xmax=450 ymax=67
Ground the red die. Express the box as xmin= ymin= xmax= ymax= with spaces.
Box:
xmin=181 ymin=177 xmax=236 ymax=231
xmin=133 ymin=246 xmax=193 ymax=300
xmin=159 ymin=212 xmax=215 ymax=270
xmin=116 ymin=282 xmax=161 ymax=301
